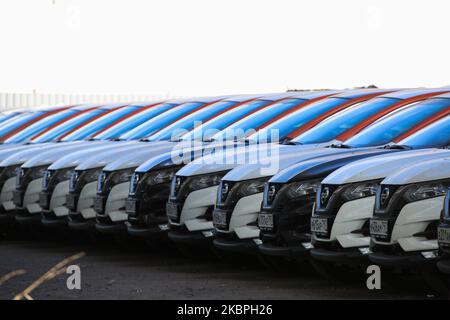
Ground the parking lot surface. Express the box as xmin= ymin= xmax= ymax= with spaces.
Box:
xmin=0 ymin=229 xmax=437 ymax=300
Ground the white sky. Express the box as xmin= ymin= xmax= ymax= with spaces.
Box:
xmin=0 ymin=0 xmax=449 ymax=97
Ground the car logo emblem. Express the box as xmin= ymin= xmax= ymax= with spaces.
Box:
xmin=320 ymin=187 xmax=330 ymax=205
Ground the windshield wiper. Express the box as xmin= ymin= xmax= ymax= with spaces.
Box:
xmin=282 ymin=140 xmax=302 ymax=146
xmin=330 ymin=143 xmax=352 ymax=149
xmin=384 ymin=144 xmax=412 ymax=150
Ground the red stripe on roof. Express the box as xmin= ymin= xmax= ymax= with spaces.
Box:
xmin=90 ymin=102 xmax=165 ymax=139
xmin=30 ymin=106 xmax=101 ymax=140
xmin=190 ymin=97 xmax=261 ymax=130
xmin=0 ymin=106 xmax=73 ymax=142
xmin=146 ymin=99 xmax=225 ymax=137
xmin=285 ymin=91 xmax=395 ymax=140
xmin=56 ymin=105 xmax=128 ymax=141
xmin=336 ymin=91 xmax=450 ymax=141
xmin=393 ymin=105 xmax=450 ymax=142
xmin=253 ymin=94 xmax=336 ymax=132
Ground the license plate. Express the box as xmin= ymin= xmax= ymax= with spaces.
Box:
xmin=39 ymin=193 xmax=48 ymax=208
xmin=125 ymin=199 xmax=137 ymax=214
xmin=213 ymin=210 xmax=227 ymax=228
xmin=166 ymin=202 xmax=179 ymax=220
xmin=94 ymin=196 xmax=104 ymax=213
xmin=311 ymin=217 xmax=328 ymax=234
xmin=66 ymin=194 xmax=76 ymax=210
xmin=370 ymin=219 xmax=388 ymax=236
xmin=438 ymin=227 xmax=450 ymax=244
xmin=258 ymin=213 xmax=274 ymax=230
xmin=13 ymin=191 xmax=22 ymax=207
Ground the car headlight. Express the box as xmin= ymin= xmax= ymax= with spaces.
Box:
xmin=237 ymin=177 xmax=270 ymax=197
xmin=29 ymin=166 xmax=48 ymax=180
xmin=0 ymin=165 xmax=21 ymax=185
xmin=341 ymin=180 xmax=380 ymax=202
xmin=403 ymin=182 xmax=449 ymax=203
xmin=17 ymin=165 xmax=48 ymax=189
xmin=285 ymin=180 xmax=320 ymax=199
xmin=146 ymin=167 xmax=181 ymax=186
xmin=42 ymin=167 xmax=75 ymax=191
xmin=70 ymin=168 xmax=103 ymax=193
xmin=112 ymin=168 xmax=136 ymax=185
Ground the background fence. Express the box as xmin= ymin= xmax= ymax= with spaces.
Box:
xmin=0 ymin=92 xmax=174 ymax=111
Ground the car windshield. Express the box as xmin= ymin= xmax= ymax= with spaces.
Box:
xmin=0 ymin=112 xmax=21 ymax=124
xmin=0 ymin=111 xmax=46 ymax=137
xmin=247 ymin=97 xmax=349 ymax=143
xmin=92 ymin=103 xmax=177 ymax=140
xmin=397 ymin=115 xmax=450 ymax=148
xmin=30 ymin=109 xmax=106 ymax=143
xmin=146 ymin=100 xmax=237 ymax=141
xmin=206 ymin=98 xmax=307 ymax=142
xmin=344 ymin=98 xmax=450 ymax=147
xmin=291 ymin=97 xmax=401 ymax=144
xmin=180 ymin=99 xmax=275 ymax=141
xmin=4 ymin=109 xmax=79 ymax=143
xmin=119 ymin=102 xmax=204 ymax=140
xmin=60 ymin=106 xmax=140 ymax=141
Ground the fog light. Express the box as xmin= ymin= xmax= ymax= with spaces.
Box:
xmin=202 ymin=230 xmax=214 ymax=238
xmin=358 ymin=247 xmax=372 ymax=255
xmin=253 ymin=239 xmax=263 ymax=245
xmin=302 ymin=242 xmax=314 ymax=250
xmin=158 ymin=224 xmax=169 ymax=231
xmin=421 ymin=250 xmax=438 ymax=259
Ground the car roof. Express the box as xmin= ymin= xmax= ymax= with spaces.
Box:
xmin=380 ymin=88 xmax=450 ymax=99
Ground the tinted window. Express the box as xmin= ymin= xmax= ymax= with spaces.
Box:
xmin=208 ymin=98 xmax=307 ymax=141
xmin=93 ymin=103 xmax=177 ymax=140
xmin=247 ymin=97 xmax=349 ymax=143
xmin=147 ymin=101 xmax=237 ymax=141
xmin=4 ymin=109 xmax=78 ymax=143
xmin=119 ymin=102 xmax=203 ymax=140
xmin=292 ymin=97 xmax=401 ymax=144
xmin=31 ymin=109 xmax=105 ymax=143
xmin=345 ymin=98 xmax=450 ymax=147
xmin=0 ymin=111 xmax=46 ymax=137
xmin=398 ymin=115 xmax=450 ymax=148
xmin=61 ymin=107 xmax=140 ymax=141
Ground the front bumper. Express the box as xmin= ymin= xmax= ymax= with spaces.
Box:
xmin=41 ymin=213 xmax=67 ymax=228
xmin=95 ymin=220 xmax=127 ymax=234
xmin=68 ymin=218 xmax=96 ymax=231
xmin=127 ymin=223 xmax=169 ymax=239
xmin=310 ymin=247 xmax=369 ymax=264
xmin=168 ymin=228 xmax=217 ymax=246
xmin=369 ymin=250 xmax=438 ymax=268
xmin=213 ymin=236 xmax=260 ymax=255
xmin=259 ymin=242 xmax=309 ymax=258
xmin=15 ymin=212 xmax=41 ymax=225
xmin=437 ymin=257 xmax=450 ymax=275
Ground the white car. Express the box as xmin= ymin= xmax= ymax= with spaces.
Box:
xmin=39 ymin=141 xmax=151 ymax=227
xmin=369 ymin=157 xmax=450 ymax=269
xmin=309 ymin=149 xmax=450 ymax=265
xmin=11 ymin=141 xmax=118 ymax=224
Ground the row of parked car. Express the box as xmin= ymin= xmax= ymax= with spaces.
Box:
xmin=1 ymin=88 xmax=450 ymax=293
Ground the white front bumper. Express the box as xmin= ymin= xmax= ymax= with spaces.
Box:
xmin=105 ymin=182 xmax=129 ymax=222
xmin=373 ymin=196 xmax=444 ymax=252
xmin=314 ymin=196 xmax=375 ymax=249
xmin=24 ymin=178 xmax=43 ymax=214
xmin=76 ymin=181 xmax=97 ymax=219
xmin=1 ymin=176 xmax=17 ymax=211
xmin=180 ymin=186 xmax=218 ymax=232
